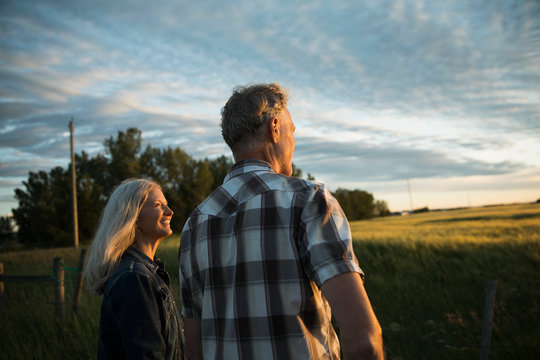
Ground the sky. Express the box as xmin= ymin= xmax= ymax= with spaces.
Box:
xmin=1 ymin=0 xmax=539 ymax=216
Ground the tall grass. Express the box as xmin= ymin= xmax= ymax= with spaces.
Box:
xmin=351 ymin=203 xmax=540 ymax=359
xmin=0 ymin=247 xmax=103 ymax=359
xmin=0 ymin=203 xmax=538 ymax=359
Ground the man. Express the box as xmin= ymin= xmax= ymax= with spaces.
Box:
xmin=179 ymin=83 xmax=383 ymax=359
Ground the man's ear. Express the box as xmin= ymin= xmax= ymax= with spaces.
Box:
xmin=268 ymin=117 xmax=280 ymax=143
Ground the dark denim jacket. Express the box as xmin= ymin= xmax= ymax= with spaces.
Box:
xmin=98 ymin=246 xmax=184 ymax=359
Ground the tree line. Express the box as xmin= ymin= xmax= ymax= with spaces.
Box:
xmin=0 ymin=128 xmax=389 ymax=249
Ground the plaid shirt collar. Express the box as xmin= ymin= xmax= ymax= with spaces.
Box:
xmin=223 ymin=159 xmax=276 ymax=182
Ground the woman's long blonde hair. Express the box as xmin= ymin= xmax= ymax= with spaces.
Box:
xmin=85 ymin=178 xmax=160 ymax=295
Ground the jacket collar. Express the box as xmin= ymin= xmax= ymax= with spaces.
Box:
xmin=123 ymin=246 xmax=161 ymax=273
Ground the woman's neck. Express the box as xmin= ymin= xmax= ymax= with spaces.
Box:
xmin=133 ymin=236 xmax=160 ymax=260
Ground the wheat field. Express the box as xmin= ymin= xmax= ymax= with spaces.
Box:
xmin=350 ymin=203 xmax=539 ymax=359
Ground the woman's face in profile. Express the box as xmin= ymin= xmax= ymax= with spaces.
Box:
xmin=137 ymin=188 xmax=174 ymax=241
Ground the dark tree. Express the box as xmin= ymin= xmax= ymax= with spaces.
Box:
xmin=208 ymin=155 xmax=234 ymax=188
xmin=104 ymin=127 xmax=142 ymax=186
xmin=74 ymin=151 xmax=111 ymax=241
xmin=12 ymin=168 xmax=72 ymax=247
xmin=0 ymin=216 xmax=15 ymax=241
xmin=291 ymin=163 xmax=303 ymax=178
xmin=373 ymin=200 xmax=391 ymax=217
xmin=332 ymin=188 xmax=375 ymax=221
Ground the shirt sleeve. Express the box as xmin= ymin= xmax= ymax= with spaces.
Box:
xmin=299 ymin=184 xmax=363 ymax=288
xmin=109 ymin=272 xmax=167 ymax=359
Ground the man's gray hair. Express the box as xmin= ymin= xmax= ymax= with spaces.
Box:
xmin=220 ymin=83 xmax=288 ymax=153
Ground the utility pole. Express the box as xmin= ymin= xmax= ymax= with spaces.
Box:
xmin=69 ymin=119 xmax=79 ymax=249
xmin=407 ymin=178 xmax=414 ymax=213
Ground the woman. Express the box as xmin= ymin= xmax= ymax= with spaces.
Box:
xmin=85 ymin=179 xmax=183 ymax=359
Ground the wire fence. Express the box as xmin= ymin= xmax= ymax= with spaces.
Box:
xmin=0 ymin=249 xmax=87 ymax=320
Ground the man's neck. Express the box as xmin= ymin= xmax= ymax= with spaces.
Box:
xmin=234 ymin=144 xmax=281 ymax=174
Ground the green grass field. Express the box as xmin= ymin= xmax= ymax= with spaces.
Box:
xmin=1 ymin=203 xmax=538 ymax=359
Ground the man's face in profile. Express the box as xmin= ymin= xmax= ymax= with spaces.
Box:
xmin=276 ymin=107 xmax=295 ymax=176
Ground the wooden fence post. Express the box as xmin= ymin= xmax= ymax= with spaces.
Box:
xmin=53 ymin=257 xmax=65 ymax=321
xmin=71 ymin=248 xmax=87 ymax=317
xmin=480 ymin=279 xmax=497 ymax=360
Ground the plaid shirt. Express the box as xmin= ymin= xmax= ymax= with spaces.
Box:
xmin=179 ymin=159 xmax=363 ymax=360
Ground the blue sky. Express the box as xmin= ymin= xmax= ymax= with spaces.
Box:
xmin=1 ymin=0 xmax=539 ymax=215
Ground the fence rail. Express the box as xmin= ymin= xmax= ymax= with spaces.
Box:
xmin=0 ymin=274 xmax=52 ymax=282
xmin=0 ymin=248 xmax=87 ymax=320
